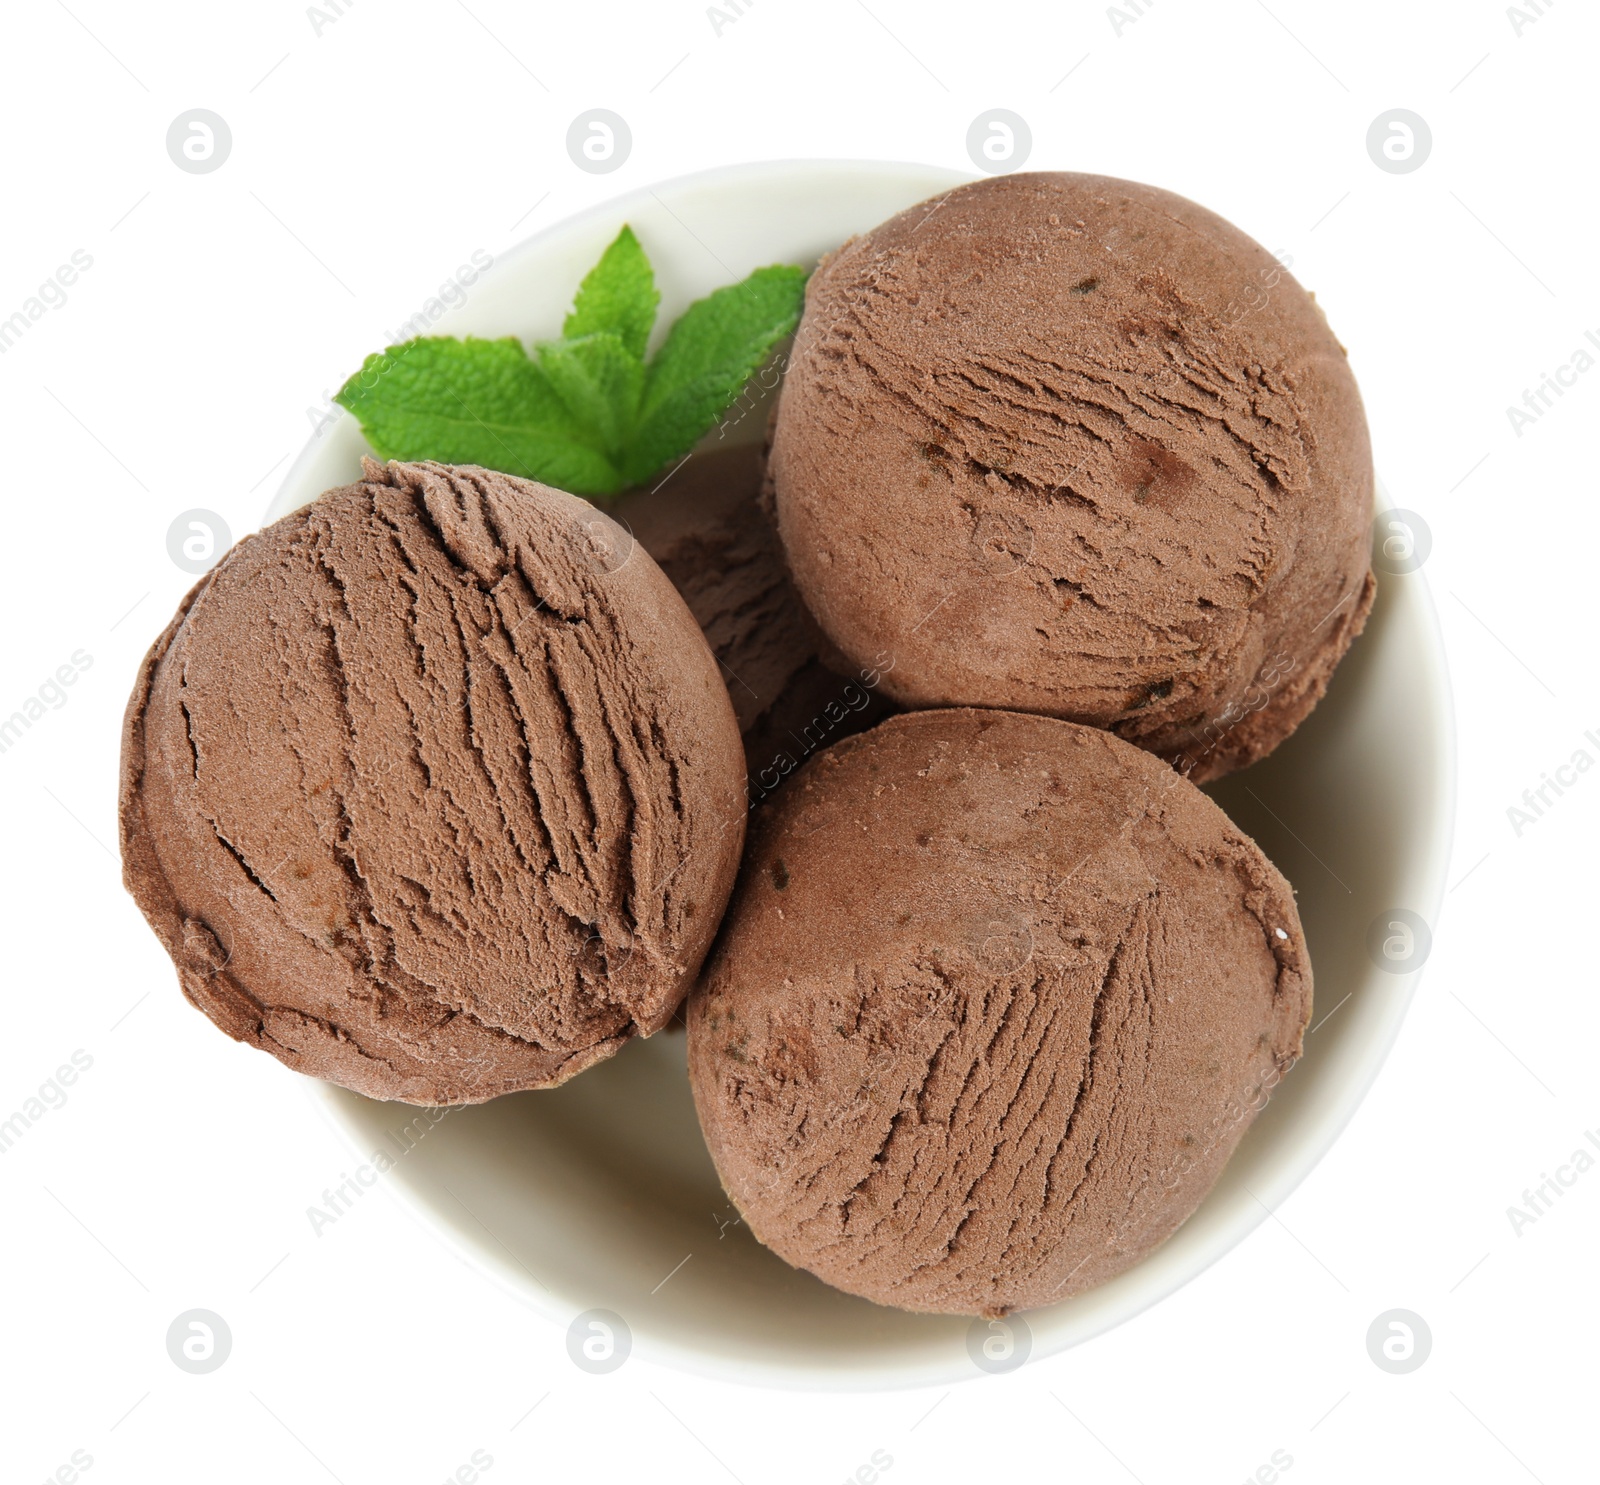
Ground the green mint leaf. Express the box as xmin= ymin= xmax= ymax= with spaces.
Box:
xmin=620 ymin=264 xmax=808 ymax=486
xmin=535 ymin=331 xmax=645 ymax=463
xmin=562 ymin=225 xmax=659 ymax=361
xmin=334 ymin=337 xmax=624 ymax=495
xmin=336 ymin=234 xmax=809 ymax=500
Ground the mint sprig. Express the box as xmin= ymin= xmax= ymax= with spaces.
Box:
xmin=334 ymin=226 xmax=807 ymax=498
xmin=563 ymin=223 xmax=658 ymax=359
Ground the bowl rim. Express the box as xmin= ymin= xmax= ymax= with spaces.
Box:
xmin=275 ymin=158 xmax=1458 ymax=1391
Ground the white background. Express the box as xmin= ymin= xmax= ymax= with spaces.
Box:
xmin=2 ymin=1 xmax=1595 ymax=1481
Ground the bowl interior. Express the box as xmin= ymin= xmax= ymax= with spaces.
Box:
xmin=275 ymin=161 xmax=1454 ymax=1390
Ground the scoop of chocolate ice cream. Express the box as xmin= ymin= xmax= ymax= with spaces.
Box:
xmin=687 ymin=709 xmax=1310 ymax=1316
xmin=770 ymin=172 xmax=1375 ymax=781
xmin=121 ymin=459 xmax=746 ymax=1104
xmin=612 ymin=442 xmax=896 ymax=794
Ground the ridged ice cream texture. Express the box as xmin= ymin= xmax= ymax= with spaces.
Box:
xmin=120 ymin=459 xmax=747 ymax=1103
xmin=770 ymin=172 xmax=1376 ymax=781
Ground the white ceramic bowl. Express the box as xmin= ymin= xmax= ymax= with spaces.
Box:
xmin=266 ymin=160 xmax=1455 ymax=1390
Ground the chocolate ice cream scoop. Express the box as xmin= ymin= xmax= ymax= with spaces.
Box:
xmin=120 ymin=459 xmax=746 ymax=1104
xmin=612 ymin=442 xmax=896 ymax=795
xmin=770 ymin=172 xmax=1375 ymax=781
xmin=687 ymin=709 xmax=1310 ymax=1316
